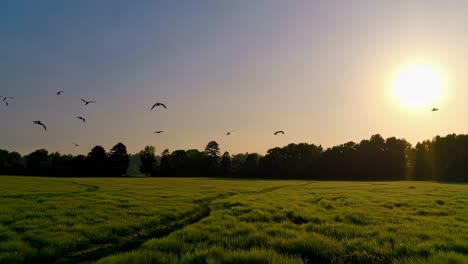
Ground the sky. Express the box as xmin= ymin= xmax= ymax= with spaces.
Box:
xmin=1 ymin=0 xmax=468 ymax=155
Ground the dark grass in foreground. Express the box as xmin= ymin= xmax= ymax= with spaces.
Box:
xmin=0 ymin=177 xmax=466 ymax=263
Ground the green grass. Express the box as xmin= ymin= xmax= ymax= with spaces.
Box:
xmin=0 ymin=177 xmax=466 ymax=263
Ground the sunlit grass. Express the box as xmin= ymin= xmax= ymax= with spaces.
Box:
xmin=0 ymin=177 xmax=466 ymax=263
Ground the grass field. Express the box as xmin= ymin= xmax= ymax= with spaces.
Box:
xmin=0 ymin=176 xmax=466 ymax=264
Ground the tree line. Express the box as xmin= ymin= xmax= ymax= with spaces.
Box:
xmin=0 ymin=134 xmax=467 ymax=182
xmin=0 ymin=143 xmax=129 ymax=177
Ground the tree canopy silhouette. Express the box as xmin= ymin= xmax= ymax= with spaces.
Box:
xmin=139 ymin=146 xmax=157 ymax=177
xmin=1 ymin=135 xmax=467 ymax=182
xmin=109 ymin=143 xmax=130 ymax=176
xmin=220 ymin=151 xmax=232 ymax=176
xmin=86 ymin=146 xmax=109 ymax=176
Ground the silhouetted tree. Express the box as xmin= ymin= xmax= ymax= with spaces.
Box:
xmin=48 ymin=152 xmax=73 ymax=177
xmin=186 ymin=149 xmax=205 ymax=176
xmin=320 ymin=142 xmax=358 ymax=180
xmin=231 ymin=153 xmax=247 ymax=176
xmin=384 ymin=137 xmax=411 ymax=180
xmin=0 ymin=150 xmax=24 ymax=175
xmin=86 ymin=146 xmax=109 ymax=176
xmin=171 ymin=150 xmax=188 ymax=176
xmin=109 ymin=143 xmax=130 ymax=176
xmin=259 ymin=143 xmax=322 ymax=179
xmin=432 ymin=134 xmax=468 ymax=182
xmin=6 ymin=151 xmax=24 ymax=175
xmin=159 ymin=149 xmax=172 ymax=175
xmin=243 ymin=153 xmax=261 ymax=178
xmin=220 ymin=152 xmax=232 ymax=176
xmin=139 ymin=146 xmax=157 ymax=177
xmin=2 ymin=133 xmax=467 ymax=182
xmin=204 ymin=141 xmax=220 ymax=175
xmin=71 ymin=155 xmax=86 ymax=177
xmin=25 ymin=149 xmax=50 ymax=176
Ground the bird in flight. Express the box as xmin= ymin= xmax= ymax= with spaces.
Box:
xmin=154 ymin=130 xmax=164 ymax=134
xmin=76 ymin=116 xmax=86 ymax=123
xmin=33 ymin=121 xmax=47 ymax=131
xmin=73 ymin=143 xmax=79 ymax=147
xmin=151 ymin=102 xmax=167 ymax=110
xmin=56 ymin=91 xmax=64 ymax=95
xmin=3 ymin=97 xmax=13 ymax=106
xmin=274 ymin=130 xmax=285 ymax=135
xmin=226 ymin=131 xmax=235 ymax=136
xmin=81 ymin=98 xmax=96 ymax=105
xmin=431 ymin=108 xmax=439 ymax=112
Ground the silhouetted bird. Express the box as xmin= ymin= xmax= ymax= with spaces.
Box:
xmin=73 ymin=143 xmax=79 ymax=147
xmin=56 ymin=91 xmax=64 ymax=95
xmin=431 ymin=108 xmax=439 ymax=112
xmin=76 ymin=116 xmax=86 ymax=123
xmin=274 ymin=131 xmax=285 ymax=135
xmin=151 ymin=102 xmax=167 ymax=110
xmin=3 ymin=97 xmax=13 ymax=106
xmin=81 ymin=98 xmax=96 ymax=105
xmin=154 ymin=131 xmax=164 ymax=134
xmin=33 ymin=121 xmax=47 ymax=131
xmin=226 ymin=131 xmax=235 ymax=136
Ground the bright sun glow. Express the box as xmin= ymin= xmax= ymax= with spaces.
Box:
xmin=393 ymin=65 xmax=442 ymax=108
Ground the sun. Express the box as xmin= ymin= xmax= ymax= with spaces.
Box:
xmin=393 ymin=65 xmax=442 ymax=108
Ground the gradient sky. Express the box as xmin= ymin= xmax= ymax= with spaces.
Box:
xmin=1 ymin=0 xmax=468 ymax=155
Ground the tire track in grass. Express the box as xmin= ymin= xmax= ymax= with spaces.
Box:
xmin=57 ymin=183 xmax=311 ymax=263
xmin=54 ymin=193 xmax=236 ymax=264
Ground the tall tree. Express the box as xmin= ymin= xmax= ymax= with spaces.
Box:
xmin=243 ymin=153 xmax=260 ymax=177
xmin=139 ymin=146 xmax=157 ymax=177
xmin=6 ymin=151 xmax=24 ymax=175
xmin=204 ymin=141 xmax=220 ymax=175
xmin=86 ymin=146 xmax=109 ymax=176
xmin=25 ymin=149 xmax=50 ymax=176
xmin=186 ymin=149 xmax=205 ymax=176
xmin=220 ymin=151 xmax=232 ymax=176
xmin=71 ymin=155 xmax=86 ymax=177
xmin=159 ymin=149 xmax=172 ymax=176
xmin=49 ymin=152 xmax=73 ymax=177
xmin=171 ymin=150 xmax=188 ymax=176
xmin=109 ymin=143 xmax=130 ymax=176
xmin=231 ymin=153 xmax=248 ymax=176
xmin=0 ymin=150 xmax=24 ymax=175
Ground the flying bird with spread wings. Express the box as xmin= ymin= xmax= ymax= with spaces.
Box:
xmin=76 ymin=116 xmax=86 ymax=123
xmin=151 ymin=102 xmax=167 ymax=110
xmin=73 ymin=143 xmax=80 ymax=147
xmin=81 ymin=98 xmax=96 ymax=105
xmin=33 ymin=121 xmax=47 ymax=131
xmin=226 ymin=131 xmax=235 ymax=136
xmin=154 ymin=131 xmax=164 ymax=134
xmin=3 ymin=97 xmax=13 ymax=106
xmin=56 ymin=91 xmax=64 ymax=95
xmin=431 ymin=108 xmax=439 ymax=112
xmin=274 ymin=131 xmax=285 ymax=135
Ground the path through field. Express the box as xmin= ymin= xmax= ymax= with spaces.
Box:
xmin=0 ymin=177 xmax=466 ymax=264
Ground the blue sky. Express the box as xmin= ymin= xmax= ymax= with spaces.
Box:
xmin=1 ymin=1 xmax=468 ymax=155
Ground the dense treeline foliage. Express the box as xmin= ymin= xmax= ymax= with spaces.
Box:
xmin=0 ymin=143 xmax=129 ymax=177
xmin=0 ymin=134 xmax=467 ymax=181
